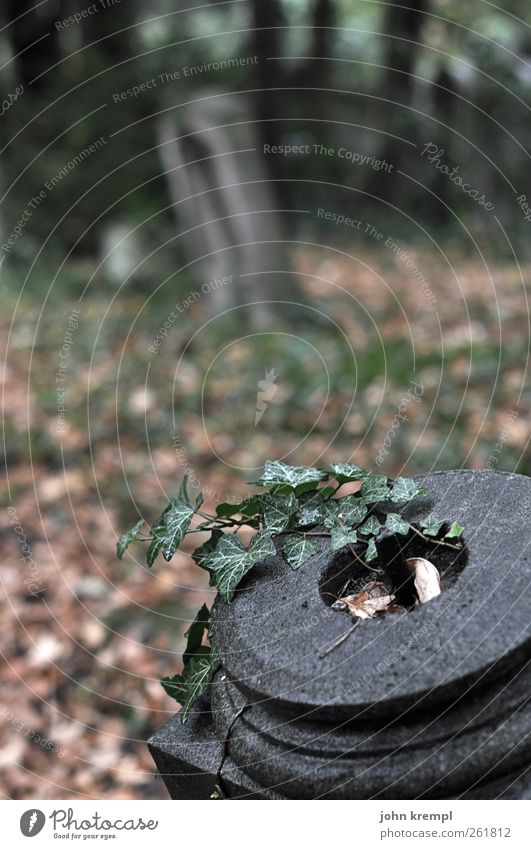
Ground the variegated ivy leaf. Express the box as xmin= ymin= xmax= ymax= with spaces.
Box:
xmin=182 ymin=603 xmax=211 ymax=665
xmin=295 ymin=490 xmax=332 ymax=527
xmin=282 ymin=535 xmax=317 ymax=570
xmin=389 ymin=476 xmax=427 ymax=503
xmin=146 ymin=477 xmax=196 ymax=565
xmin=161 ymin=497 xmax=195 ymax=561
xmin=330 ymin=462 xmax=370 ymax=482
xmin=147 ymin=512 xmax=168 ymax=567
xmin=385 ymin=512 xmax=411 ymax=535
xmin=330 ymin=527 xmax=358 ymax=551
xmin=247 ymin=530 xmax=276 ymax=561
xmin=116 ymin=518 xmax=144 ymax=559
xmin=200 ymin=535 xmax=253 ymax=602
xmin=258 ymin=492 xmax=297 ymax=532
xmin=323 ymin=500 xmax=341 ymax=529
xmin=295 ymin=492 xmax=324 ymax=528
xmin=420 ymin=515 xmax=445 ymax=537
xmin=359 ymin=474 xmax=391 ymax=504
xmin=161 ymin=650 xmax=220 ymax=724
xmin=358 ymin=515 xmax=382 ymax=537
xmin=252 ymin=460 xmax=329 ymax=488
xmin=337 ymin=495 xmax=367 ymax=525
xmin=160 ymin=672 xmax=188 ymax=704
xmin=296 ymin=503 xmax=325 ymax=527
xmin=364 ymin=537 xmax=378 ymax=562
xmin=192 ymin=529 xmax=223 ymax=567
xmin=200 ymin=532 xmax=276 ymax=602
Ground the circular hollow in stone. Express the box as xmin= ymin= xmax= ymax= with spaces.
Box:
xmin=319 ymin=526 xmax=468 ymax=615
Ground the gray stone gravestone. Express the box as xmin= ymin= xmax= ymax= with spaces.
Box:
xmin=149 ymin=469 xmax=531 ymax=799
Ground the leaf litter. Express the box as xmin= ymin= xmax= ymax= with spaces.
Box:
xmin=333 ymin=557 xmax=442 ymax=621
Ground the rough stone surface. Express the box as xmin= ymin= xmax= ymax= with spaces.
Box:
xmin=148 ymin=470 xmax=531 ymax=799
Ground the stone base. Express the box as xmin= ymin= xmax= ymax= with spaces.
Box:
xmin=148 ymin=690 xmax=531 ymax=800
xmin=149 ymin=471 xmax=531 ymax=799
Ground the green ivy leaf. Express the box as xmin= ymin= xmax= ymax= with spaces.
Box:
xmin=337 ymin=495 xmax=367 ymax=525
xmin=216 ymin=497 xmax=259 ymax=519
xmin=197 ymin=531 xmax=276 ymax=603
xmin=323 ymin=500 xmax=341 ymax=529
xmin=258 ymin=492 xmax=297 ymax=532
xmin=146 ymin=513 xmax=167 ymax=567
xmin=183 ymin=603 xmax=211 ymax=665
xmin=146 ymin=477 xmax=196 ymax=565
xmin=201 ymin=535 xmax=252 ymax=602
xmin=294 ymin=481 xmax=322 ymax=497
xmin=160 ymin=673 xmax=188 ymax=704
xmin=358 ymin=515 xmax=382 ymax=536
xmin=295 ymin=491 xmax=330 ymax=527
xmin=359 ymin=474 xmax=391 ymax=504
xmin=252 ymin=460 xmax=329 ymax=488
xmin=420 ymin=515 xmax=445 ymax=537
xmin=161 ymin=498 xmax=195 ymax=561
xmin=282 ymin=535 xmax=317 ymax=569
xmin=116 ymin=518 xmax=144 ymax=559
xmin=385 ymin=512 xmax=411 ymax=535
xmin=446 ymin=521 xmax=464 ymax=539
xmin=296 ymin=504 xmax=325 ymax=527
xmin=330 ymin=527 xmax=358 ymax=551
xmin=390 ymin=477 xmax=427 ymax=503
xmin=364 ymin=538 xmax=378 ymax=562
xmin=181 ymin=653 xmax=220 ymax=723
xmin=330 ymin=462 xmax=370 ymax=482
xmin=247 ymin=530 xmax=276 ymax=561
xmin=161 ymin=651 xmax=220 ymax=724
xmin=192 ymin=530 xmax=223 ymax=567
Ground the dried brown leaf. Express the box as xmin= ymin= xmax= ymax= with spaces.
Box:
xmin=333 ymin=581 xmax=395 ymax=619
xmin=406 ymin=557 xmax=442 ymax=603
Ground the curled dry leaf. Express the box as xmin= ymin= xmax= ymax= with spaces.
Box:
xmin=406 ymin=557 xmax=442 ymax=603
xmin=332 ymin=581 xmax=395 ymax=620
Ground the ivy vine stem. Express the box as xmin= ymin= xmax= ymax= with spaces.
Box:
xmin=408 ymin=525 xmax=464 ymax=550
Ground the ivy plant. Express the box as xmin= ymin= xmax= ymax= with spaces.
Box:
xmin=117 ymin=461 xmax=464 ymax=722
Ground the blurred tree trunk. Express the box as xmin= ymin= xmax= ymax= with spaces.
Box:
xmin=157 ymin=104 xmax=306 ymax=328
xmin=430 ymin=68 xmax=459 ymax=223
xmin=365 ymin=0 xmax=429 ymax=203
xmin=4 ymin=0 xmax=63 ymax=90
xmin=248 ymin=0 xmax=335 ymax=208
xmin=301 ymin=0 xmax=335 ymax=92
xmin=84 ymin=1 xmax=133 ymax=63
xmin=380 ymin=0 xmax=427 ymax=107
xmin=249 ymin=0 xmax=289 ymax=208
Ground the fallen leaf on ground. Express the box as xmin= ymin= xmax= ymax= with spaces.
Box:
xmin=332 ymin=581 xmax=395 ymax=619
xmin=406 ymin=557 xmax=442 ymax=603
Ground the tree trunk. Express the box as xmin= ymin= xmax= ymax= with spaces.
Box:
xmin=248 ymin=0 xmax=290 ymax=209
xmin=156 ymin=99 xmax=304 ymax=328
xmin=365 ymin=0 xmax=429 ymax=202
xmin=4 ymin=0 xmax=63 ymax=90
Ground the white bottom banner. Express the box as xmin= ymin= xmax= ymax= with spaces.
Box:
xmin=3 ymin=800 xmax=529 ymax=848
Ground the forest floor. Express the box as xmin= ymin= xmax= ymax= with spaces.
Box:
xmin=1 ymin=245 xmax=529 ymax=798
